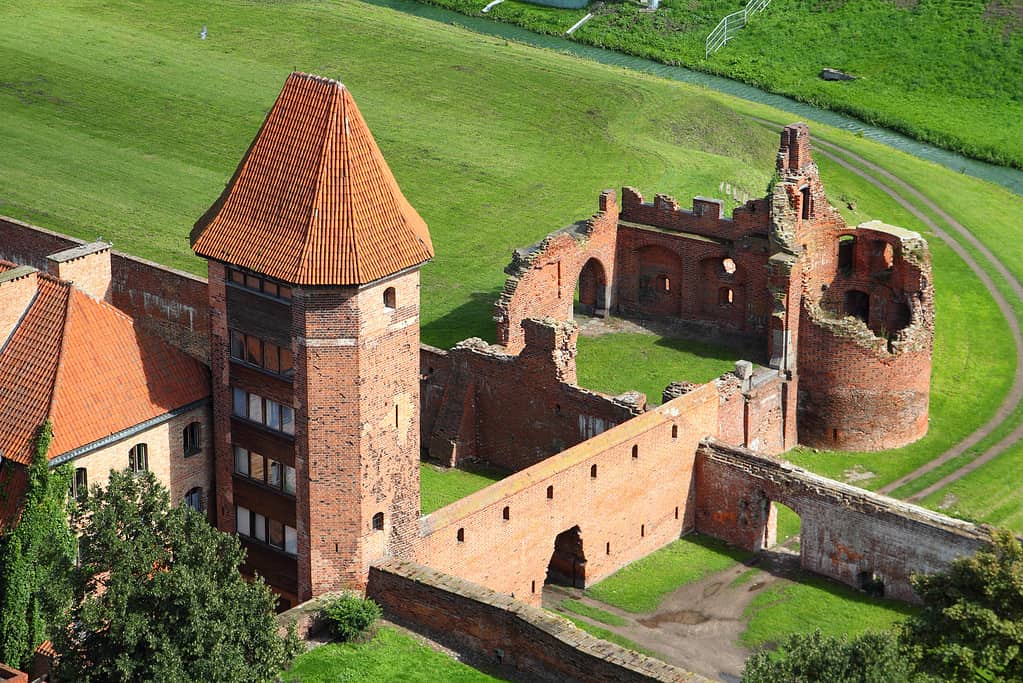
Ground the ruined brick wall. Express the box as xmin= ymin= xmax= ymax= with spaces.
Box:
xmin=697 ymin=364 xmax=794 ymax=456
xmin=424 ymin=318 xmax=643 ymax=470
xmin=416 ymin=386 xmax=718 ymax=605
xmin=694 ymin=439 xmax=989 ymax=602
xmin=766 ymin=125 xmax=934 ymax=451
xmin=0 ymin=217 xmax=210 ymax=362
xmin=494 ymin=191 xmax=618 ymax=353
xmin=367 ymin=560 xmax=706 ymax=683
xmin=420 ymin=344 xmax=452 ymax=447
xmin=614 ymin=188 xmax=773 ymax=344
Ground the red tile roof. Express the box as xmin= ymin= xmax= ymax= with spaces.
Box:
xmin=0 ymin=274 xmax=209 ymax=466
xmin=192 ymin=72 xmax=434 ymax=286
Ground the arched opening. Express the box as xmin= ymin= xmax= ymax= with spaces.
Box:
xmin=590 ymin=464 xmax=597 ymax=478
xmin=575 ymin=258 xmax=608 ymax=318
xmin=871 ymin=240 xmax=894 ymax=272
xmin=857 ymin=571 xmax=885 ymax=598
xmin=718 ymin=287 xmax=734 ymax=306
xmin=800 ymin=185 xmax=811 ymax=220
xmin=844 ymin=289 xmax=870 ymax=323
xmin=546 ymin=526 xmax=586 ymax=588
xmin=837 ymin=235 xmax=855 ymax=275
xmin=383 ymin=286 xmax=396 ymax=311
xmin=766 ymin=501 xmax=802 ymax=553
xmin=372 ymin=512 xmax=384 ymax=531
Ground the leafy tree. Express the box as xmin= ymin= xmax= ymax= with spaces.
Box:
xmin=0 ymin=421 xmax=75 ymax=670
xmin=54 ymin=469 xmax=301 ymax=682
xmin=741 ymin=629 xmax=913 ymax=683
xmin=902 ymin=528 xmax=1023 ymax=683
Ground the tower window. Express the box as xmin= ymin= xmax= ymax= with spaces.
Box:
xmin=182 ymin=421 xmax=201 ymax=456
xmin=632 ymin=445 xmax=639 ymax=459
xmin=546 ymin=485 xmax=554 ymax=499
xmin=590 ymin=464 xmax=597 ymax=478
xmin=129 ymin=443 xmax=148 ymax=473
xmin=800 ymin=185 xmax=811 ymax=220
xmin=457 ymin=528 xmax=465 ymax=543
xmin=384 ymin=287 xmax=396 ymax=311
xmin=502 ymin=506 xmax=510 ymax=520
xmin=671 ymin=425 xmax=678 ymax=439
xmin=373 ymin=512 xmax=384 ymax=531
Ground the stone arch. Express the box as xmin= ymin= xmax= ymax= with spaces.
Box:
xmin=636 ymin=245 xmax=682 ymax=316
xmin=575 ymin=257 xmax=609 ymax=317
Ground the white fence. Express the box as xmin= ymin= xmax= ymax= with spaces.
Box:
xmin=705 ymin=0 xmax=771 ymax=57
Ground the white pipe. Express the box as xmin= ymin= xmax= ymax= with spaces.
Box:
xmin=565 ymin=12 xmax=593 ymax=35
xmin=481 ymin=0 xmax=504 ymax=13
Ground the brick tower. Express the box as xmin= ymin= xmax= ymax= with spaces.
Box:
xmin=191 ymin=72 xmax=433 ymax=604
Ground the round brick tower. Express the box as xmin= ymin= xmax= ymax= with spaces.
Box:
xmin=770 ymin=124 xmax=934 ymax=451
xmin=192 ymin=72 xmax=434 ymax=602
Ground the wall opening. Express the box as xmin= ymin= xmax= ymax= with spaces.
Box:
xmin=383 ymin=286 xmax=396 ymax=311
xmin=800 ymin=185 xmax=811 ymax=220
xmin=857 ymin=571 xmax=885 ymax=598
xmin=546 ymin=526 xmax=586 ymax=589
xmin=718 ymin=287 xmax=734 ymax=306
xmin=762 ymin=501 xmax=801 ymax=553
xmin=837 ymin=235 xmax=855 ymax=274
xmin=606 ymin=542 xmax=610 ymax=555
xmin=502 ymin=506 xmax=510 ymax=521
xmin=575 ymin=257 xmax=608 ymax=317
xmin=631 ymin=445 xmax=638 ymax=459
xmin=671 ymin=424 xmax=678 ymax=439
xmin=546 ymin=485 xmax=554 ymax=499
xmin=372 ymin=512 xmax=384 ymax=531
xmin=722 ymin=258 xmax=736 ymax=275
xmin=872 ymin=240 xmax=894 ymax=271
xmin=844 ymin=289 xmax=870 ymax=323
xmin=637 ymin=245 xmax=682 ymax=315
xmin=590 ymin=464 xmax=597 ymax=478
xmin=457 ymin=528 xmax=465 ymax=543
xmin=640 ymin=524 xmax=645 ymax=537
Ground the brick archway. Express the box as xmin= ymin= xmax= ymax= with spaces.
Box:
xmin=575 ymin=257 xmax=608 ymax=317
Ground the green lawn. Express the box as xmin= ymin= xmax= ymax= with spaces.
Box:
xmin=420 ymin=463 xmax=506 ymax=515
xmin=585 ymin=534 xmax=751 ymax=612
xmin=421 ymin=0 xmax=1023 ymax=169
xmin=559 ymin=614 xmax=657 ymax=658
xmin=285 ymin=627 xmax=502 ymax=682
xmin=740 ymin=573 xmax=916 ymax=648
xmin=576 ymin=332 xmax=741 ymax=404
xmin=558 ymin=598 xmax=627 ymax=627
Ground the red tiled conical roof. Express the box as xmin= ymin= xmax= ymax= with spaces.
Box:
xmin=191 ymin=72 xmax=433 ymax=286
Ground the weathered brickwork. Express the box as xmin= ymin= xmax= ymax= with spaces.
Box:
xmin=1 ymin=217 xmax=210 ymax=363
xmin=416 ymin=387 xmax=717 ymax=605
xmin=494 ymin=191 xmax=619 ymax=353
xmin=694 ymin=439 xmax=988 ymax=602
xmin=423 ymin=317 xmax=643 ymax=470
xmin=0 ymin=265 xmax=39 ymax=344
xmin=367 ymin=560 xmax=708 ymax=683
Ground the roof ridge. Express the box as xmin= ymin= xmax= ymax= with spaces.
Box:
xmin=41 ymin=281 xmax=73 ymax=432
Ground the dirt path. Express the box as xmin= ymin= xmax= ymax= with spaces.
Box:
xmin=544 ymin=548 xmax=803 ymax=682
xmin=749 ymin=117 xmax=1023 ymax=500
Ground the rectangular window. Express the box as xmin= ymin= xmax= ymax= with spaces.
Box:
xmin=230 ymin=330 xmax=244 ymax=360
xmin=285 ymin=526 xmax=297 ymax=555
xmin=263 ymin=281 xmax=279 ymax=298
xmin=230 ymin=269 xmax=245 ymax=285
xmin=282 ymin=406 xmax=295 ymax=435
xmin=284 ymin=465 xmax=296 ymax=495
xmin=268 ymin=460 xmax=282 ymax=488
xmin=249 ymin=451 xmax=265 ymax=482
xmin=236 ymin=506 xmax=251 ymax=536
xmin=245 ymin=274 xmax=261 ymax=291
xmin=73 ymin=467 xmax=88 ymax=501
xmin=248 ymin=393 xmax=263 ymax=423
xmin=253 ymin=513 xmax=267 ymax=542
xmin=280 ymin=348 xmax=294 ymax=376
xmin=266 ymin=399 xmax=281 ymax=430
xmin=233 ymin=388 xmax=247 ymax=417
xmin=268 ymin=519 xmax=285 ymax=550
xmin=226 ymin=269 xmax=292 ymax=302
xmin=234 ymin=446 xmax=249 ymax=476
xmin=264 ymin=345 xmax=280 ymax=373
xmin=245 ymin=335 xmax=262 ymax=366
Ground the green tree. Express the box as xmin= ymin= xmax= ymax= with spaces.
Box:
xmin=0 ymin=421 xmax=75 ymax=670
xmin=54 ymin=469 xmax=301 ymax=682
xmin=741 ymin=629 xmax=913 ymax=683
xmin=902 ymin=529 xmax=1023 ymax=682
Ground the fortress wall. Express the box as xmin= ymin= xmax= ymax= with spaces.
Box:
xmin=424 ymin=318 xmax=642 ymax=471
xmin=494 ymin=191 xmax=619 ymax=353
xmin=367 ymin=559 xmax=706 ymax=683
xmin=694 ymin=439 xmax=989 ymax=602
xmin=415 ymin=385 xmax=718 ymax=605
xmin=0 ymin=217 xmax=210 ymax=362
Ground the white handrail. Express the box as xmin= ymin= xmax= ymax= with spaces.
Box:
xmin=706 ymin=0 xmax=771 ymax=57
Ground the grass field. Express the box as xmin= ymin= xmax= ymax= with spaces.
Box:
xmin=420 ymin=463 xmax=506 ymax=514
xmin=558 ymin=598 xmax=628 ymax=626
xmin=740 ymin=572 xmax=916 ymax=647
xmin=285 ymin=627 xmax=502 ymax=682
xmin=585 ymin=534 xmax=751 ymax=612
xmin=420 ymin=0 xmax=1023 ymax=169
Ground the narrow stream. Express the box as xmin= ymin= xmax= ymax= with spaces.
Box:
xmin=365 ymin=0 xmax=1023 ymax=196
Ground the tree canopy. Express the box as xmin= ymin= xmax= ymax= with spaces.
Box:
xmin=54 ymin=469 xmax=301 ymax=682
xmin=0 ymin=421 xmax=75 ymax=670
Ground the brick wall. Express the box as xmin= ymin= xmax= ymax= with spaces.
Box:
xmin=0 ymin=265 xmax=38 ymax=346
xmin=0 ymin=217 xmax=210 ymax=363
xmin=367 ymin=559 xmax=708 ymax=683
xmin=416 ymin=386 xmax=717 ymax=605
xmin=65 ymin=404 xmax=213 ymax=511
xmin=494 ymin=191 xmax=619 ymax=353
xmin=694 ymin=439 xmax=989 ymax=602
xmin=424 ymin=318 xmax=643 ymax=470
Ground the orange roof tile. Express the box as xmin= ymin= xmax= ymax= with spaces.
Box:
xmin=0 ymin=275 xmax=209 ymax=466
xmin=191 ymin=72 xmax=434 ymax=286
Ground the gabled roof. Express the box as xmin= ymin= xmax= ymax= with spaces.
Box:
xmin=0 ymin=274 xmax=209 ymax=466
xmin=191 ymin=72 xmax=434 ymax=286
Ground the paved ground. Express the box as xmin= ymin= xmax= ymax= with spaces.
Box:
xmin=544 ymin=544 xmax=803 ymax=683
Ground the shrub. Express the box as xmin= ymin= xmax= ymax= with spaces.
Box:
xmin=322 ymin=592 xmax=383 ymax=642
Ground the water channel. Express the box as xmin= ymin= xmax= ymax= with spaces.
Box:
xmin=366 ymin=0 xmax=1023 ymax=196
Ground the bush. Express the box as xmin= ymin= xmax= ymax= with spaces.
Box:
xmin=322 ymin=592 xmax=383 ymax=642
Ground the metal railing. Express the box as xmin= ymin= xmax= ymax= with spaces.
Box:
xmin=705 ymin=0 xmax=771 ymax=57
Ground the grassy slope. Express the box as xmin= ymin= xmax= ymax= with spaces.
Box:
xmin=420 ymin=463 xmax=505 ymax=514
xmin=285 ymin=627 xmax=502 ymax=682
xmin=422 ymin=0 xmax=1023 ymax=168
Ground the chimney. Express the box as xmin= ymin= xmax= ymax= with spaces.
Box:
xmin=46 ymin=241 xmax=112 ymax=302
xmin=0 ymin=265 xmax=39 ymax=347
